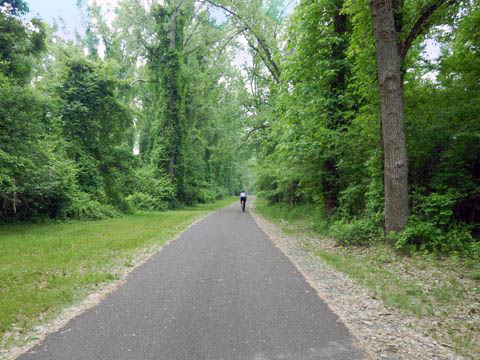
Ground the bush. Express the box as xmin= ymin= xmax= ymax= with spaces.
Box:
xmin=418 ymin=192 xmax=457 ymax=228
xmin=196 ymin=188 xmax=216 ymax=204
xmin=59 ymin=192 xmax=120 ymax=220
xmin=126 ymin=192 xmax=167 ymax=211
xmin=331 ymin=218 xmax=383 ymax=246
xmin=391 ymin=217 xmax=440 ymax=252
xmin=196 ymin=185 xmax=228 ymax=204
xmin=392 ymin=216 xmax=474 ymax=253
xmin=331 ymin=217 xmax=383 ymax=246
xmin=466 ymin=241 xmax=480 ymax=264
xmin=214 ymin=186 xmax=229 ymax=200
xmin=389 ymin=190 xmax=477 ymax=254
xmin=468 ymin=240 xmax=480 ymax=280
xmin=131 ymin=165 xmax=176 ymax=207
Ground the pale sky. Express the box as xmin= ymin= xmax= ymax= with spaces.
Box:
xmin=25 ymin=0 xmax=120 ymax=40
xmin=24 ymin=0 xmax=439 ymax=60
xmin=26 ymin=0 xmax=85 ymax=38
xmin=24 ymin=0 xmax=296 ymax=37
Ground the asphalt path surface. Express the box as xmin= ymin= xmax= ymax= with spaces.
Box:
xmin=20 ymin=202 xmax=365 ymax=360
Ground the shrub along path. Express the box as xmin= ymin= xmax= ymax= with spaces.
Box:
xmin=18 ymin=201 xmax=364 ymax=359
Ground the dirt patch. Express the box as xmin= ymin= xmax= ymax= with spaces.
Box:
xmin=250 ymin=204 xmax=468 ymax=360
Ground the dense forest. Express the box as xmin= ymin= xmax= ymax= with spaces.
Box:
xmin=1 ymin=0 xmax=254 ymax=220
xmin=1 ymin=0 xmax=479 ymax=260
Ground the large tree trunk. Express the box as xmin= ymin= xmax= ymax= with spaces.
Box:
xmin=370 ymin=0 xmax=409 ymax=233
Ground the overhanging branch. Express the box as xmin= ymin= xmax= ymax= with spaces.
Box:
xmin=237 ymin=123 xmax=269 ymax=151
xmin=216 ymin=27 xmax=248 ymax=61
xmin=400 ymin=0 xmax=458 ymax=61
xmin=202 ymin=0 xmax=281 ymax=82
xmin=130 ymin=79 xmax=147 ymax=86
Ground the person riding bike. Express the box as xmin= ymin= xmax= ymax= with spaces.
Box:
xmin=240 ymin=191 xmax=247 ymax=211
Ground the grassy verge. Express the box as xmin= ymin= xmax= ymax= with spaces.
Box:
xmin=0 ymin=197 xmax=236 ymax=350
xmin=255 ymin=199 xmax=480 ymax=359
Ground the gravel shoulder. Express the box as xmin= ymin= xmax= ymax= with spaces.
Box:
xmin=250 ymin=203 xmax=468 ymax=360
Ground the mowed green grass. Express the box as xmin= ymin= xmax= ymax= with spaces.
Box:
xmin=0 ymin=197 xmax=236 ymax=344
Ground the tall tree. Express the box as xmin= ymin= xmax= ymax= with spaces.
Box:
xmin=147 ymin=1 xmax=188 ymax=199
xmin=369 ymin=0 xmax=460 ymax=233
xmin=370 ymin=0 xmax=409 ymax=233
xmin=322 ymin=0 xmax=349 ymax=215
xmin=59 ymin=57 xmax=132 ymax=209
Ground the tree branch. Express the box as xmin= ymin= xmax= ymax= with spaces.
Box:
xmin=202 ymin=0 xmax=281 ymax=82
xmin=139 ymin=36 xmax=159 ymax=60
xmin=216 ymin=27 xmax=248 ymax=61
xmin=202 ymin=0 xmax=237 ymax=18
xmin=184 ymin=43 xmax=204 ymax=56
xmin=130 ymin=79 xmax=147 ymax=86
xmin=183 ymin=6 xmax=205 ymax=49
xmin=400 ymin=0 xmax=457 ymax=61
xmin=237 ymin=123 xmax=269 ymax=150
xmin=246 ymin=38 xmax=279 ymax=83
xmin=274 ymin=0 xmax=295 ymax=41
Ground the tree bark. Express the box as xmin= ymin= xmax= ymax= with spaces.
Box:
xmin=370 ymin=0 xmax=409 ymax=233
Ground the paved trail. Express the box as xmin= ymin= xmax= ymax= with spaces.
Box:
xmin=20 ymin=202 xmax=365 ymax=360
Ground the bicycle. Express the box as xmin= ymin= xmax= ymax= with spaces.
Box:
xmin=241 ymin=200 xmax=246 ymax=212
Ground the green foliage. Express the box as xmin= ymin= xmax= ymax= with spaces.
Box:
xmin=0 ymin=0 xmax=29 ymax=16
xmin=417 ymin=192 xmax=457 ymax=228
xmin=131 ymin=0 xmax=253 ymax=207
xmin=126 ymin=165 xmax=176 ymax=211
xmin=331 ymin=217 xmax=383 ymax=246
xmin=59 ymin=193 xmax=120 ymax=220
xmin=0 ymin=0 xmax=256 ymax=222
xmin=468 ymin=239 xmax=480 ymax=280
xmin=391 ymin=217 xmax=474 ymax=254
xmin=58 ymin=56 xmax=135 ymax=214
xmin=0 ymin=12 xmax=45 ymax=83
xmin=126 ymin=192 xmax=167 ymax=212
xmin=195 ymin=187 xmax=217 ymax=204
xmin=2 ymin=0 xmax=479 ymax=252
xmin=0 ymin=10 xmax=137 ymax=221
xmin=253 ymin=0 xmax=480 ymax=258
xmin=390 ymin=190 xmax=476 ymax=253
xmin=0 ymin=73 xmax=80 ymax=220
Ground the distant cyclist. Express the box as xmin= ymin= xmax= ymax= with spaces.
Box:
xmin=240 ymin=191 xmax=247 ymax=211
